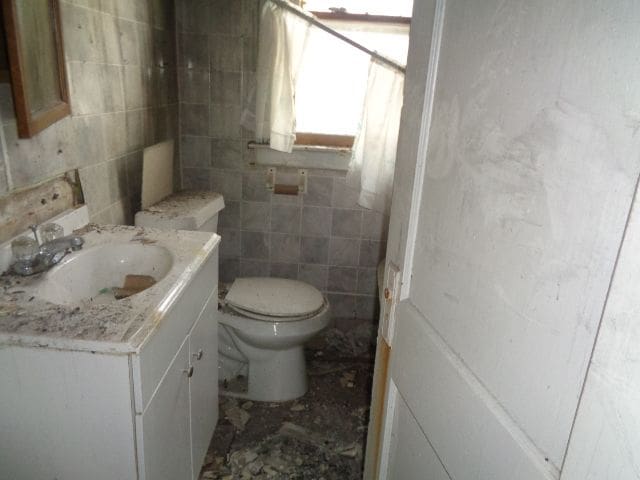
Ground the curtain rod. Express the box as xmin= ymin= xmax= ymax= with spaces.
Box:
xmin=267 ymin=0 xmax=407 ymax=74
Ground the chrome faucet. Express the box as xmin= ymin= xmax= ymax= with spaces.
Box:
xmin=11 ymin=224 xmax=84 ymax=276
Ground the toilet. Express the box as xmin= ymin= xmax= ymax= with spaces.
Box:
xmin=218 ymin=276 xmax=330 ymax=401
xmin=135 ymin=191 xmax=330 ymax=402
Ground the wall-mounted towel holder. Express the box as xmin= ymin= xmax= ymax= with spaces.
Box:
xmin=266 ymin=167 xmax=307 ymax=195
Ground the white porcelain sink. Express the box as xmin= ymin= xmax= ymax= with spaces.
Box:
xmin=34 ymin=243 xmax=174 ymax=305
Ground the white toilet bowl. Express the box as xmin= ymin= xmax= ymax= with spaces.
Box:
xmin=218 ymin=277 xmax=331 ymax=402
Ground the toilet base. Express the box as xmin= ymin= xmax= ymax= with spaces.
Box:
xmin=220 ymin=345 xmax=308 ymax=402
xmin=217 ymin=298 xmax=331 ymax=403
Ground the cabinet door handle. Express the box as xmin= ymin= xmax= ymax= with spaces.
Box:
xmin=183 ymin=366 xmax=194 ymax=378
xmin=192 ymin=349 xmax=203 ymax=361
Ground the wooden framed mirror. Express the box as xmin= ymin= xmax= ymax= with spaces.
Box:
xmin=2 ymin=0 xmax=70 ymax=138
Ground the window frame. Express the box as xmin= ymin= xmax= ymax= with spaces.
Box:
xmin=294 ymin=132 xmax=354 ymax=149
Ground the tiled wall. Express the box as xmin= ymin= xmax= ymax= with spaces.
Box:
xmin=177 ymin=0 xmax=389 ymax=323
xmin=0 ymin=0 xmax=178 ymax=224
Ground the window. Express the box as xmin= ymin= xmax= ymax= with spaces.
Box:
xmin=293 ymin=1 xmax=411 ymax=148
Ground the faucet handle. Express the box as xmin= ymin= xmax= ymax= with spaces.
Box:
xmin=40 ymin=223 xmax=64 ymax=243
xmin=11 ymin=236 xmax=39 ymax=262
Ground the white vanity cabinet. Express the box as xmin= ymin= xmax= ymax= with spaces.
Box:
xmin=137 ymin=287 xmax=219 ymax=480
xmin=0 ymin=249 xmax=220 ymax=480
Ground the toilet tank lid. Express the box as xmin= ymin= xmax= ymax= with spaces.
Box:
xmin=136 ymin=191 xmax=224 ymax=229
xmin=225 ymin=277 xmax=325 ymax=317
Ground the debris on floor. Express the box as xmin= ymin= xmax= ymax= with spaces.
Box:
xmin=323 ymin=323 xmax=377 ymax=357
xmin=199 ymin=325 xmax=375 ymax=480
xmin=335 ymin=442 xmax=362 ymax=459
xmin=339 ymin=370 xmax=357 ymax=388
xmin=224 ymin=401 xmax=251 ymax=432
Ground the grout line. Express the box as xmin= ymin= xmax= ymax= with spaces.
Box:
xmin=1 ymin=105 xmax=178 ymax=124
xmin=174 ymin=0 xmax=184 ymax=190
xmin=62 ymin=103 xmax=180 ymax=120
xmin=65 ymin=59 xmax=168 ymax=69
xmin=60 ymin=1 xmax=168 ymax=29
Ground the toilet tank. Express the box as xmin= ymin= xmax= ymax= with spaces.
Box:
xmin=134 ymin=192 xmax=225 ymax=232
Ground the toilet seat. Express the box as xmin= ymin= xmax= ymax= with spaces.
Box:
xmin=225 ymin=277 xmax=325 ymax=320
xmin=226 ymin=303 xmax=322 ymax=322
xmin=220 ymin=299 xmax=330 ymax=339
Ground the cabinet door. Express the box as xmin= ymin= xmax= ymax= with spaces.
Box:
xmin=140 ymin=339 xmax=192 ymax=480
xmin=189 ymin=294 xmax=219 ymax=479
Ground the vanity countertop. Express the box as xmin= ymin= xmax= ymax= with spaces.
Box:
xmin=0 ymin=224 xmax=219 ymax=354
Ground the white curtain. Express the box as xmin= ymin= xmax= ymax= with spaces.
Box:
xmin=254 ymin=2 xmax=310 ymax=153
xmin=347 ymin=60 xmax=405 ymax=214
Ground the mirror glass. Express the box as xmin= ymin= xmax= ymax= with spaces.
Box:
xmin=15 ymin=2 xmax=62 ymax=115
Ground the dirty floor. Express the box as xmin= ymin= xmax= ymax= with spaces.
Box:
xmin=199 ymin=324 xmax=376 ymax=480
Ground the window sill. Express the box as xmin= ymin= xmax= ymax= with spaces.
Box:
xmin=248 ymin=141 xmax=350 ymax=153
xmin=249 ymin=142 xmax=352 ymax=171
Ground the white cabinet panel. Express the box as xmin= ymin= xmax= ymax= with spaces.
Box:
xmin=189 ymin=291 xmax=219 ymax=479
xmin=0 ymin=347 xmax=136 ymax=480
xmin=140 ymin=339 xmax=192 ymax=480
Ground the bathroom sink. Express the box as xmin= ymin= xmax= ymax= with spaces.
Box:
xmin=33 ymin=243 xmax=173 ymax=305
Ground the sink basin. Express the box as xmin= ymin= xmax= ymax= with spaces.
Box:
xmin=34 ymin=243 xmax=174 ymax=305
